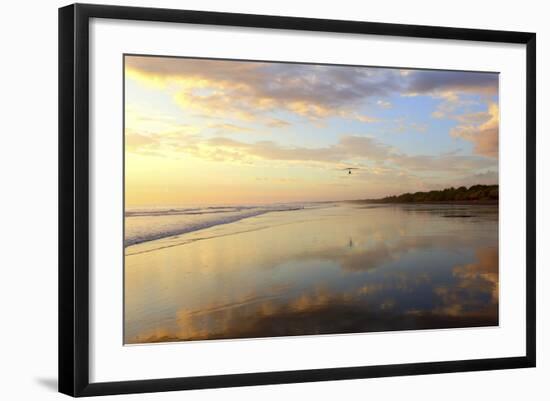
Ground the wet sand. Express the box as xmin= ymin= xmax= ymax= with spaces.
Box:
xmin=124 ymin=203 xmax=498 ymax=344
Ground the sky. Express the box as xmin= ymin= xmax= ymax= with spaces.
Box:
xmin=124 ymin=55 xmax=499 ymax=207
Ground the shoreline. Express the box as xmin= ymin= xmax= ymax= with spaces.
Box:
xmin=349 ymin=199 xmax=499 ymax=205
xmin=125 ymin=201 xmax=498 ymax=250
xmin=124 ymin=205 xmax=308 ymax=248
xmin=125 ymin=200 xmax=499 ymax=344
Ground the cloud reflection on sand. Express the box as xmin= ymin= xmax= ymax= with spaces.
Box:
xmin=124 ymin=204 xmax=498 ymax=344
xmin=131 ymin=244 xmax=498 ymax=342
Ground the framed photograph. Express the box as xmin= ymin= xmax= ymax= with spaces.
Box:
xmin=59 ymin=3 xmax=536 ymax=397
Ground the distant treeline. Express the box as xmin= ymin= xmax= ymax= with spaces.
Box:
xmin=373 ymin=184 xmax=498 ymax=203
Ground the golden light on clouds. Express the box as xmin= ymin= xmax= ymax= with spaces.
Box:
xmin=451 ymin=102 xmax=499 ymax=158
xmin=124 ymin=55 xmax=499 ymax=207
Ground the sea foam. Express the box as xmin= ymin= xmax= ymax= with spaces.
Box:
xmin=125 ymin=204 xmax=307 ymax=247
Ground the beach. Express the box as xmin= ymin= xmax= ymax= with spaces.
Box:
xmin=124 ymin=202 xmax=498 ymax=344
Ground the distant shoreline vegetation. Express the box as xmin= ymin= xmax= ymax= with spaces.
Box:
xmin=362 ymin=184 xmax=498 ymax=204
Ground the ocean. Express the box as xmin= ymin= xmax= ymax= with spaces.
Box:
xmin=125 ymin=203 xmax=323 ymax=247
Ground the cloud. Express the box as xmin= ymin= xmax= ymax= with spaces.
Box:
xmin=390 ymin=118 xmax=428 ymax=134
xmin=204 ymin=134 xmax=482 ymax=175
xmin=126 ymin=56 xmax=392 ymax=123
xmin=452 ymin=171 xmax=499 ymax=187
xmin=126 ymin=126 xmax=497 ymax=188
xmin=395 ymin=153 xmax=495 ymax=172
xmin=125 ymin=132 xmax=157 ymax=152
xmin=410 ymin=72 xmax=498 ymax=154
xmin=199 ymin=135 xmax=495 ymax=182
xmin=404 ymin=70 xmax=498 ymax=97
xmin=207 ymin=123 xmax=252 ymax=134
xmin=201 ymin=135 xmax=394 ymax=164
xmin=126 ymin=56 xmax=496 ymax=126
xmin=450 ymin=102 xmax=499 ymax=158
xmin=125 ymin=57 xmax=500 ymax=194
xmin=125 ymin=128 xmax=201 ymax=157
xmin=266 ymin=118 xmax=291 ymax=128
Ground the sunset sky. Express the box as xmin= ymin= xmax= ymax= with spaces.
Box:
xmin=124 ymin=55 xmax=499 ymax=207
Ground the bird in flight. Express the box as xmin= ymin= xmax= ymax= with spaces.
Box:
xmin=341 ymin=167 xmax=359 ymax=175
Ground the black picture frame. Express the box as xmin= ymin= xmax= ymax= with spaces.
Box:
xmin=59 ymin=3 xmax=536 ymax=397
